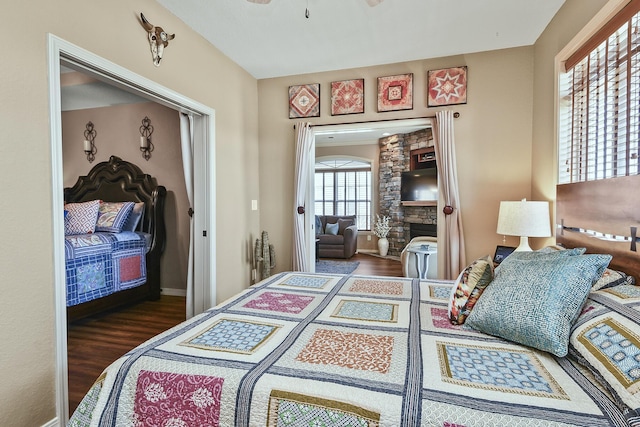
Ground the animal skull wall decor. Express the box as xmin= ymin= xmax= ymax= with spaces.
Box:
xmin=140 ymin=13 xmax=175 ymax=67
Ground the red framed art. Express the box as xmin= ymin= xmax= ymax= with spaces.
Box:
xmin=289 ymin=83 xmax=320 ymax=119
xmin=377 ymin=73 xmax=413 ymax=112
xmin=331 ymin=79 xmax=364 ymax=116
xmin=427 ymin=66 xmax=467 ymax=107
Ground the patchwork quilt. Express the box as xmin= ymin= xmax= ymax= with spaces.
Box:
xmin=65 ymin=231 xmax=147 ymax=307
xmin=69 ymin=272 xmax=630 ymax=426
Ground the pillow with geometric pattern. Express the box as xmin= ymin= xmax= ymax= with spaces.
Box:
xmin=64 ymin=200 xmax=100 ymax=235
xmin=96 ymin=201 xmax=135 ymax=233
xmin=448 ymin=255 xmax=494 ymax=325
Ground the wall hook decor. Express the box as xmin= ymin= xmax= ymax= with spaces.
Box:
xmin=140 ymin=13 xmax=175 ymax=67
xmin=83 ymin=121 xmax=97 ymax=163
xmin=139 ymin=116 xmax=154 ymax=161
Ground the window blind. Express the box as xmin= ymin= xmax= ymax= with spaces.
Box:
xmin=314 ymin=168 xmax=372 ymax=230
xmin=559 ymin=1 xmax=640 ymax=184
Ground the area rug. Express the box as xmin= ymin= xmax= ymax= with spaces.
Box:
xmin=315 ymin=260 xmax=360 ymax=274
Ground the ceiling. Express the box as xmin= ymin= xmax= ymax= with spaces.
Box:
xmin=156 ymin=0 xmax=566 ymax=79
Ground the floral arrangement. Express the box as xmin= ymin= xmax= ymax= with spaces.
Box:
xmin=373 ymin=214 xmax=391 ymax=239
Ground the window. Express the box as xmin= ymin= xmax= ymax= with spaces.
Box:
xmin=315 ymin=159 xmax=371 ymax=230
xmin=559 ymin=1 xmax=640 ymax=184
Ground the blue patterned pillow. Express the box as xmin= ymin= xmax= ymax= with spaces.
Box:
xmin=494 ymin=247 xmax=586 ymax=275
xmin=121 ymin=202 xmax=145 ymax=232
xmin=64 ymin=200 xmax=100 ymax=235
xmin=95 ymin=201 xmax=135 ymax=233
xmin=325 ymin=222 xmax=339 ymax=235
xmin=466 ymin=253 xmax=612 ymax=357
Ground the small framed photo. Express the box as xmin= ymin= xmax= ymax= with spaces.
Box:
xmin=289 ymin=83 xmax=320 ymax=119
xmin=331 ymin=79 xmax=364 ymax=116
xmin=427 ymin=66 xmax=468 ymax=107
xmin=377 ymin=73 xmax=413 ymax=112
xmin=493 ymin=245 xmax=516 ymax=265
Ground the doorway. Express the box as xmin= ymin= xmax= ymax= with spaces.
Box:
xmin=305 ymin=118 xmax=433 ymax=269
xmin=48 ymin=34 xmax=216 ymax=422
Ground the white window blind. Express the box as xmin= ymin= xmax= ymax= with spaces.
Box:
xmin=314 ymin=165 xmax=372 ymax=230
xmin=559 ymin=1 xmax=640 ymax=184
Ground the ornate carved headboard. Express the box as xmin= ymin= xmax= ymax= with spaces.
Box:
xmin=64 ymin=155 xmax=167 ymax=320
xmin=556 ymin=175 xmax=640 ymax=279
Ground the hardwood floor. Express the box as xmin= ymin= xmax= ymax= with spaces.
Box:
xmin=67 ymin=295 xmax=186 ymax=415
xmin=66 ymin=254 xmax=399 ymax=415
xmin=349 ymin=252 xmax=403 ymax=276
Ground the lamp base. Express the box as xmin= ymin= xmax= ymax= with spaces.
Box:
xmin=514 ymin=236 xmax=532 ymax=252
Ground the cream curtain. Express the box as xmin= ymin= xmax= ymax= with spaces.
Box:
xmin=434 ymin=110 xmax=466 ymax=278
xmin=179 ymin=112 xmax=195 ymax=318
xmin=292 ymin=122 xmax=314 ymax=271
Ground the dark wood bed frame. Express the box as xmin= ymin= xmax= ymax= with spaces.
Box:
xmin=64 ymin=155 xmax=167 ymax=322
xmin=556 ymin=175 xmax=640 ymax=280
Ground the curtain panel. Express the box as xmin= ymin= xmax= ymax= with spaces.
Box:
xmin=434 ymin=110 xmax=466 ymax=278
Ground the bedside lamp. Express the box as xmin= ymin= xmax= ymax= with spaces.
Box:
xmin=497 ymin=199 xmax=551 ymax=251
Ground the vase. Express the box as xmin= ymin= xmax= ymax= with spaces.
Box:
xmin=378 ymin=237 xmax=389 ymax=257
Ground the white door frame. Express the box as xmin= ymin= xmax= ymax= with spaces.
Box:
xmin=47 ymin=34 xmax=216 ymax=423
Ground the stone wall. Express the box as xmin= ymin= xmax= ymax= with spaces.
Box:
xmin=378 ymin=128 xmax=437 ymax=256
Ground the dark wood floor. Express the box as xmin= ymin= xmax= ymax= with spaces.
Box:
xmin=349 ymin=252 xmax=403 ymax=276
xmin=67 ymin=253 xmax=400 ymax=415
xmin=67 ymin=295 xmax=186 ymax=415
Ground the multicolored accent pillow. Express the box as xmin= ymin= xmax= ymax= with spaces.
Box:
xmin=448 ymin=255 xmax=494 ymax=325
xmin=592 ymin=268 xmax=636 ymax=291
xmin=465 ymin=252 xmax=612 ymax=357
xmin=95 ymin=201 xmax=135 ymax=233
xmin=64 ymin=200 xmax=100 ymax=235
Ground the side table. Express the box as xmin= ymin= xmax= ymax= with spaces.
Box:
xmin=404 ymin=246 xmax=437 ymax=279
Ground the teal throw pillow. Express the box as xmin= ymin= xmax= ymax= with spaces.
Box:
xmin=325 ymin=222 xmax=339 ymax=235
xmin=495 ymin=247 xmax=586 ymax=275
xmin=465 ymin=252 xmax=612 ymax=357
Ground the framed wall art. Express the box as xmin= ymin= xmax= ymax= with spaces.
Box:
xmin=289 ymin=83 xmax=320 ymax=119
xmin=427 ymin=66 xmax=467 ymax=107
xmin=331 ymin=79 xmax=364 ymax=116
xmin=377 ymin=73 xmax=413 ymax=112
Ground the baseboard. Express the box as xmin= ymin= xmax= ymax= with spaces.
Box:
xmin=42 ymin=418 xmax=59 ymax=427
xmin=161 ymin=287 xmax=187 ymax=297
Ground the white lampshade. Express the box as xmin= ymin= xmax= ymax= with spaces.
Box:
xmin=497 ymin=199 xmax=551 ymax=251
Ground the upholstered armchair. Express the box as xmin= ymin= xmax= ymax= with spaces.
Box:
xmin=315 ymin=215 xmax=358 ymax=259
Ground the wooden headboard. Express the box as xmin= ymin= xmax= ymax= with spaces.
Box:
xmin=64 ymin=155 xmax=167 ymax=321
xmin=556 ymin=175 xmax=640 ymax=279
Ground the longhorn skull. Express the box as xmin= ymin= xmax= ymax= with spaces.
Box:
xmin=140 ymin=13 xmax=175 ymax=67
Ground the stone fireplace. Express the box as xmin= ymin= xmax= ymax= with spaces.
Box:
xmin=378 ymin=128 xmax=437 ymax=257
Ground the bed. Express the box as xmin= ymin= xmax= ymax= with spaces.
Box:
xmin=64 ymin=155 xmax=166 ymax=322
xmin=68 ymin=265 xmax=639 ymax=426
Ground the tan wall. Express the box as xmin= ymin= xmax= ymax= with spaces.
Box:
xmin=62 ymin=101 xmax=189 ymax=291
xmin=316 ymin=143 xmax=380 ymax=251
xmin=531 ymin=0 xmax=609 ymax=241
xmin=0 ymin=0 xmax=259 ymax=425
xmin=259 ymin=47 xmax=538 ymax=271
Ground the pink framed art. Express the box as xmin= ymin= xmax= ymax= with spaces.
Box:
xmin=289 ymin=83 xmax=320 ymax=119
xmin=427 ymin=66 xmax=467 ymax=107
xmin=331 ymin=79 xmax=364 ymax=116
xmin=377 ymin=73 xmax=413 ymax=112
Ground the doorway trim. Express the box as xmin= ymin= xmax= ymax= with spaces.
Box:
xmin=48 ymin=34 xmax=216 ymax=423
